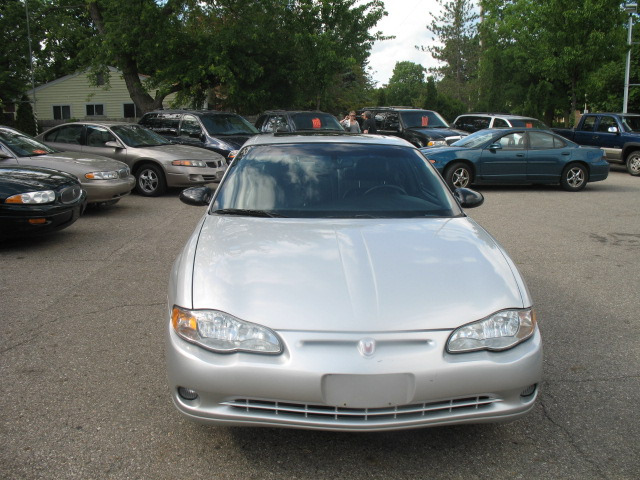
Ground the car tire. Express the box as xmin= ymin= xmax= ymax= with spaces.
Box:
xmin=444 ymin=162 xmax=472 ymax=190
xmin=560 ymin=163 xmax=588 ymax=192
xmin=625 ymin=151 xmax=640 ymax=176
xmin=135 ymin=163 xmax=167 ymax=196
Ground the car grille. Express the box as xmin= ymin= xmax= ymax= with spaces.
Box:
xmin=206 ymin=160 xmax=224 ymax=169
xmin=223 ymin=396 xmax=498 ymax=422
xmin=60 ymin=185 xmax=83 ymax=204
xmin=118 ymin=167 xmax=130 ymax=179
xmin=202 ymin=174 xmax=220 ymax=182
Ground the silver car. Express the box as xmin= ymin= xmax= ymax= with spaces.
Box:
xmin=37 ymin=122 xmax=227 ymax=196
xmin=167 ymin=133 xmax=543 ymax=432
xmin=0 ymin=126 xmax=134 ymax=206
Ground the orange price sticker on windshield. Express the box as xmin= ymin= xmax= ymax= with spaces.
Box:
xmin=421 ymin=116 xmax=429 ymax=127
xmin=33 ymin=149 xmax=48 ymax=154
xmin=312 ymin=118 xmax=322 ymax=129
xmin=526 ymin=122 xmax=533 ymax=128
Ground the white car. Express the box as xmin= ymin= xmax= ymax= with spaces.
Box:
xmin=166 ymin=133 xmax=543 ymax=431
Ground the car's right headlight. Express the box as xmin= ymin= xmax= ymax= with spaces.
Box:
xmin=5 ymin=190 xmax=55 ymax=204
xmin=171 ymin=306 xmax=282 ymax=354
xmin=447 ymin=308 xmax=537 ymax=353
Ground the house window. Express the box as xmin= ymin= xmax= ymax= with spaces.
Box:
xmin=86 ymin=104 xmax=105 ymax=116
xmin=123 ymin=103 xmax=139 ymax=119
xmin=53 ymin=105 xmax=71 ymax=120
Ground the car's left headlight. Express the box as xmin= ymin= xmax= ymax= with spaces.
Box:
xmin=427 ymin=140 xmax=447 ymax=147
xmin=447 ymin=308 xmax=537 ymax=353
xmin=171 ymin=306 xmax=282 ymax=354
xmin=171 ymin=160 xmax=207 ymax=167
xmin=5 ymin=190 xmax=55 ymax=204
xmin=85 ymin=171 xmax=118 ymax=180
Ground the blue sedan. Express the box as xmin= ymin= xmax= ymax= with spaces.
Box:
xmin=420 ymin=128 xmax=610 ymax=192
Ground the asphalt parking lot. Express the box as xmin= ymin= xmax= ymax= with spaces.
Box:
xmin=1 ymin=167 xmax=638 ymax=479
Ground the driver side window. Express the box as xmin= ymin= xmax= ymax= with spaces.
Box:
xmin=180 ymin=115 xmax=202 ymax=138
xmin=496 ymin=133 xmax=525 ymax=149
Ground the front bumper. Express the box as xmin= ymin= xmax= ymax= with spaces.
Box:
xmin=82 ymin=175 xmax=135 ymax=203
xmin=166 ymin=326 xmax=543 ymax=431
xmin=166 ymin=165 xmax=225 ymax=187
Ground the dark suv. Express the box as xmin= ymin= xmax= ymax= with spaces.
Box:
xmin=139 ymin=110 xmax=258 ymax=159
xmin=356 ymin=107 xmax=467 ymax=147
xmin=255 ymin=110 xmax=343 ymax=133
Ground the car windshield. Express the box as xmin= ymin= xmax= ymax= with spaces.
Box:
xmin=619 ymin=115 xmax=640 ymax=132
xmin=0 ymin=130 xmax=57 ymax=157
xmin=291 ymin=113 xmax=343 ymax=131
xmin=200 ymin=114 xmax=259 ymax=135
xmin=400 ymin=111 xmax=449 ymax=129
xmin=509 ymin=118 xmax=549 ymax=129
xmin=451 ymin=130 xmax=496 ymax=148
xmin=211 ymin=143 xmax=461 ymax=218
xmin=111 ymin=125 xmax=171 ymax=147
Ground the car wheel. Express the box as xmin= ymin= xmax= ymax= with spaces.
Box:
xmin=625 ymin=151 xmax=640 ymax=176
xmin=135 ymin=163 xmax=166 ymax=196
xmin=560 ymin=163 xmax=588 ymax=192
xmin=444 ymin=162 xmax=472 ymax=190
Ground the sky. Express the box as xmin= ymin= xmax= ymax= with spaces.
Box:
xmin=367 ymin=0 xmax=442 ymax=87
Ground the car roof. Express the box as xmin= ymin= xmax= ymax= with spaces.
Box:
xmin=242 ymin=132 xmax=415 ymax=148
xmin=47 ymin=121 xmax=134 ymax=128
xmin=143 ymin=109 xmax=241 ymax=116
xmin=260 ymin=110 xmax=334 ymax=115
xmin=456 ymin=113 xmax=539 ymax=120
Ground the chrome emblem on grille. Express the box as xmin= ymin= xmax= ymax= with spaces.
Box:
xmin=358 ymin=338 xmax=376 ymax=357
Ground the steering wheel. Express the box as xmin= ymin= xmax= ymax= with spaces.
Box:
xmin=363 ymin=184 xmax=407 ymax=196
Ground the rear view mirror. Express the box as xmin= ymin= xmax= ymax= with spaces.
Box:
xmin=180 ymin=186 xmax=214 ymax=206
xmin=453 ymin=188 xmax=484 ymax=208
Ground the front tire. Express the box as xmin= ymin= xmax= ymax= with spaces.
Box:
xmin=135 ymin=163 xmax=167 ymax=196
xmin=625 ymin=151 xmax=640 ymax=176
xmin=560 ymin=163 xmax=588 ymax=192
xmin=444 ymin=162 xmax=472 ymax=190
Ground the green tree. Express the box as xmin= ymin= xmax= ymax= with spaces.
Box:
xmin=418 ymin=0 xmax=479 ymax=109
xmin=386 ymin=61 xmax=426 ymax=106
xmin=479 ymin=0 xmax=626 ymax=123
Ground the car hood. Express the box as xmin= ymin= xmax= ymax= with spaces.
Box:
xmin=213 ymin=134 xmax=254 ymax=149
xmin=135 ymin=144 xmax=224 ymax=160
xmin=407 ymin=127 xmax=468 ymax=140
xmin=22 ymin=151 xmax=127 ymax=171
xmin=0 ymin=167 xmax=76 ymax=196
xmin=189 ymin=216 xmax=527 ymax=331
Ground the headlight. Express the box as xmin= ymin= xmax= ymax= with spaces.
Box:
xmin=85 ymin=171 xmax=118 ymax=180
xmin=171 ymin=306 xmax=282 ymax=354
xmin=427 ymin=140 xmax=447 ymax=147
xmin=171 ymin=160 xmax=207 ymax=167
xmin=5 ymin=190 xmax=56 ymax=204
xmin=447 ymin=308 xmax=536 ymax=353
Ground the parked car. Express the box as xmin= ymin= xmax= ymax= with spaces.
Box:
xmin=37 ymin=122 xmax=226 ymax=197
xmin=0 ymin=165 xmax=86 ymax=239
xmin=420 ymin=128 xmax=610 ymax=192
xmin=452 ymin=113 xmax=549 ymax=133
xmin=255 ymin=110 xmax=343 ymax=133
xmin=356 ymin=106 xmax=468 ymax=147
xmin=138 ymin=109 xmax=258 ymax=159
xmin=0 ymin=126 xmax=134 ymax=206
xmin=166 ymin=132 xmax=542 ymax=432
xmin=552 ymin=112 xmax=640 ymax=175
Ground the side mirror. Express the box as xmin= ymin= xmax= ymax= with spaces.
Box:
xmin=0 ymin=151 xmax=13 ymax=159
xmin=488 ymin=143 xmax=502 ymax=151
xmin=453 ymin=188 xmax=484 ymax=208
xmin=199 ymin=133 xmax=206 ymax=143
xmin=179 ymin=186 xmax=214 ymax=206
xmin=607 ymin=126 xmax=619 ymax=134
xmin=104 ymin=141 xmax=122 ymax=149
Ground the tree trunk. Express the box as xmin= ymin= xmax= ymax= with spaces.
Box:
xmin=87 ymin=2 xmax=165 ymax=114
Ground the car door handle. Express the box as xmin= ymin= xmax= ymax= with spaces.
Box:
xmin=561 ymin=152 xmax=570 ymax=155
xmin=516 ymin=153 xmax=525 ymax=157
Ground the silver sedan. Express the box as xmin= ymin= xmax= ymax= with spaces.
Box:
xmin=37 ymin=122 xmax=227 ymax=196
xmin=167 ymin=134 xmax=542 ymax=431
xmin=0 ymin=127 xmax=134 ymax=206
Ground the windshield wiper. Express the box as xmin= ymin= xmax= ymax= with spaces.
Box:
xmin=213 ymin=208 xmax=286 ymax=218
